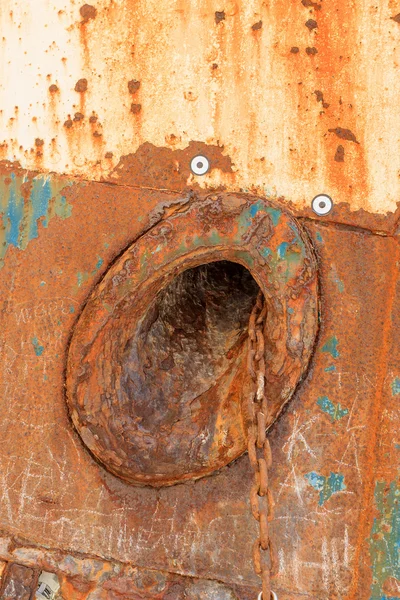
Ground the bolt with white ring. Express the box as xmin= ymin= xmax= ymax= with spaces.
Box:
xmin=257 ymin=592 xmax=278 ymax=600
xmin=190 ymin=155 xmax=210 ymax=176
xmin=311 ymin=194 xmax=333 ymax=216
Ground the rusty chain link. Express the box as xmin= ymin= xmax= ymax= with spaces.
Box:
xmin=244 ymin=290 xmax=278 ymax=600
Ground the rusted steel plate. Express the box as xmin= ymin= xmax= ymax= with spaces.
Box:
xmin=66 ymin=195 xmax=318 ymax=486
xmin=1 ymin=563 xmax=35 ymax=600
xmin=0 ymin=165 xmax=399 ymax=598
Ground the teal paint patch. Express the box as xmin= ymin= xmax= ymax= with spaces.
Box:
xmin=32 ymin=337 xmax=44 ymax=357
xmin=334 ymin=276 xmax=345 ymax=293
xmin=325 ymin=365 xmax=336 ymax=372
xmin=317 ymin=396 xmax=348 ymax=422
xmin=0 ymin=173 xmax=73 ymax=268
xmin=321 ymin=336 xmax=340 ymax=358
xmin=244 ymin=201 xmax=281 ymax=228
xmin=260 ymin=247 xmax=271 ymax=259
xmin=316 ymin=231 xmax=323 ymax=243
xmin=266 ymin=206 xmax=281 ymax=226
xmin=40 ymin=281 xmax=46 ymax=287
xmin=391 ymin=378 xmax=400 ymax=396
xmin=95 ymin=257 xmax=104 ymax=270
xmin=69 ymin=306 xmax=75 ymax=313
xmin=369 ymin=480 xmax=400 ymax=600
xmin=77 ymin=256 xmax=104 ymax=288
xmin=305 ymin=471 xmax=346 ymax=505
xmin=277 ymin=241 xmax=289 ymax=259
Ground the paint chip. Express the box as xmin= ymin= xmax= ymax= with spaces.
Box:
xmin=128 ymin=79 xmax=140 ymax=94
xmin=305 ymin=472 xmax=346 ymax=505
xmin=74 ymin=78 xmax=88 ymax=93
xmin=334 ymin=145 xmax=345 ymax=162
xmin=80 ymin=4 xmax=97 ymax=23
xmin=321 ymin=336 xmax=340 ymax=358
xmin=328 ymin=127 xmax=359 ymax=143
xmin=317 ymin=396 xmax=348 ymax=422
xmin=305 ymin=19 xmax=318 ymax=30
xmin=130 ymin=103 xmax=142 ymax=114
xmin=252 ymin=20 xmax=262 ymax=30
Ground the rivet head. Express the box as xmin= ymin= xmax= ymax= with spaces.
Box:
xmin=311 ymin=194 xmax=333 ymax=216
xmin=190 ymin=155 xmax=210 ymax=176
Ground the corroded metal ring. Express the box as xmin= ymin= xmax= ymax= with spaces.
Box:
xmin=66 ymin=194 xmax=318 ymax=486
xmin=258 ymin=592 xmax=278 ymax=600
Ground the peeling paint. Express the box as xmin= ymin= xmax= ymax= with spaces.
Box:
xmin=305 ymin=471 xmax=346 ymax=505
xmin=321 ymin=336 xmax=340 ymax=358
xmin=76 ymin=256 xmax=103 ymax=288
xmin=0 ymin=172 xmax=73 ymax=268
xmin=31 ymin=337 xmax=44 ymax=357
xmin=317 ymin=396 xmax=348 ymax=422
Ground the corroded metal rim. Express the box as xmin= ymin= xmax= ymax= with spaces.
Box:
xmin=66 ymin=194 xmax=318 ymax=486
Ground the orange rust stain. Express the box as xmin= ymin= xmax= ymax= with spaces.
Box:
xmin=312 ymin=0 xmax=369 ymax=206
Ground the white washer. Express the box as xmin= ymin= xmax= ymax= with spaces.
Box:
xmin=190 ymin=155 xmax=210 ymax=175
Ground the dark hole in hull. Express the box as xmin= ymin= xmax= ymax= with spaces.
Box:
xmin=121 ymin=261 xmax=260 ymax=473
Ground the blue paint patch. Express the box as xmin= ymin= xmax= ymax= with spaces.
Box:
xmin=317 ymin=396 xmax=348 ymax=422
xmin=248 ymin=202 xmax=281 ymax=226
xmin=95 ymin=257 xmax=104 ymax=270
xmin=305 ymin=471 xmax=346 ymax=505
xmin=316 ymin=231 xmax=323 ymax=243
xmin=29 ymin=178 xmax=53 ymax=238
xmin=250 ymin=203 xmax=260 ymax=217
xmin=277 ymin=241 xmax=289 ymax=259
xmin=40 ymin=281 xmax=46 ymax=287
xmin=321 ymin=336 xmax=340 ymax=358
xmin=32 ymin=337 xmax=44 ymax=357
xmin=391 ymin=378 xmax=400 ymax=396
xmin=0 ymin=173 xmax=73 ymax=268
xmin=69 ymin=306 xmax=75 ymax=313
xmin=325 ymin=365 xmax=336 ymax=372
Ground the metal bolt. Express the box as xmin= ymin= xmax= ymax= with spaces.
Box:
xmin=258 ymin=592 xmax=278 ymax=600
xmin=311 ymin=194 xmax=333 ymax=216
xmin=190 ymin=155 xmax=210 ymax=176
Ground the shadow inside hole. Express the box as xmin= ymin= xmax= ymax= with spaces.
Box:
xmin=121 ymin=261 xmax=259 ymax=470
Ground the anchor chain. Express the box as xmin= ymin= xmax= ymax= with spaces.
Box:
xmin=244 ymin=290 xmax=278 ymax=600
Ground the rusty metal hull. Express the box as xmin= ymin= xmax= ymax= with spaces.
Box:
xmin=0 ymin=0 xmax=399 ymax=598
xmin=0 ymin=162 xmax=398 ymax=598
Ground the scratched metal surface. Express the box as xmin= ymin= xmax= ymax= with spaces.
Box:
xmin=0 ymin=162 xmax=398 ymax=599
